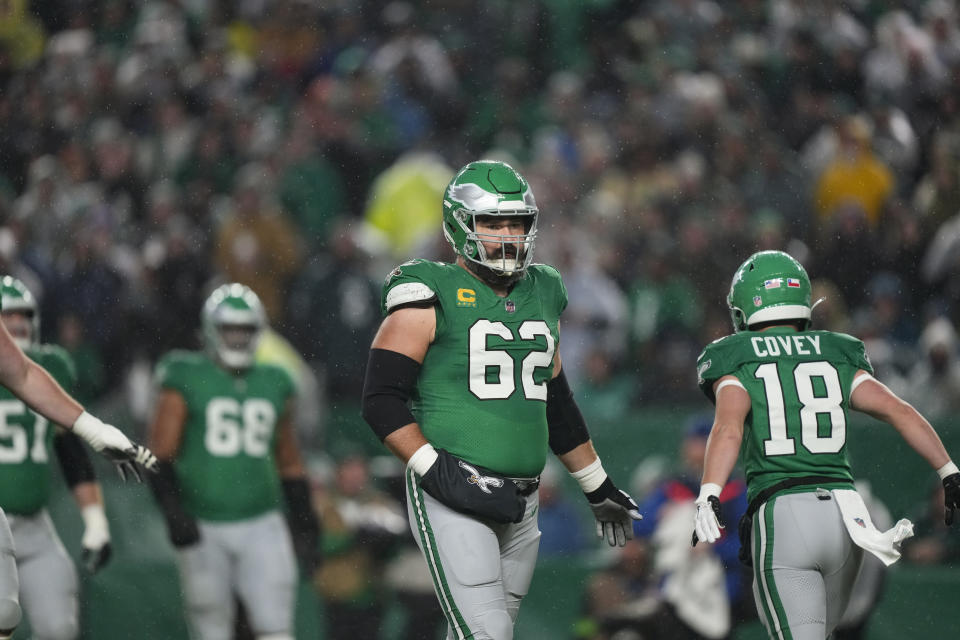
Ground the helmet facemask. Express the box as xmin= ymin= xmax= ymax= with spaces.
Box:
xmin=202 ymin=284 xmax=266 ymax=370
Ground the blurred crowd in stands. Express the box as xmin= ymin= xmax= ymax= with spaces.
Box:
xmin=2 ymin=0 xmax=960 ymax=422
xmin=4 ymin=1 xmax=960 ymax=637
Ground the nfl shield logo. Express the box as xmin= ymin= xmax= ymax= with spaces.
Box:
xmin=854 ymin=517 xmax=866 ymax=528
xmin=505 ymin=300 xmax=516 ymax=313
xmin=753 ymin=295 xmax=762 ymax=307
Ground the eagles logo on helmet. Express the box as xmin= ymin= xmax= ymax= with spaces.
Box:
xmin=201 ymin=283 xmax=266 ymax=370
xmin=442 ymin=160 xmax=539 ymax=287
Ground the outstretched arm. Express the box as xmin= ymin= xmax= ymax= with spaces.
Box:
xmin=851 ymin=370 xmax=960 ymax=525
xmin=0 ymin=323 xmax=82 ymax=427
xmin=0 ymin=321 xmax=155 ymax=479
xmin=850 ymin=371 xmax=952 ymax=471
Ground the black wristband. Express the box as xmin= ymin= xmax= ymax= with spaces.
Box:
xmin=584 ymin=477 xmax=615 ymax=504
xmin=546 ymin=369 xmax=590 ymax=455
xmin=282 ymin=477 xmax=320 ymax=536
xmin=361 ymin=348 xmax=420 ymax=441
xmin=54 ymin=431 xmax=97 ymax=488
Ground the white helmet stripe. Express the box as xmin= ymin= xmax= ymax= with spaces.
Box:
xmin=745 ymin=304 xmax=812 ymax=327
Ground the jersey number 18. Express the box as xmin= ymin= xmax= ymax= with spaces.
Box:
xmin=755 ymin=361 xmax=846 ymax=456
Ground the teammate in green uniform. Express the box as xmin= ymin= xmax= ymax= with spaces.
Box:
xmin=361 ymin=160 xmax=642 ymax=640
xmin=0 ymin=279 xmax=156 ymax=640
xmin=692 ymin=251 xmax=960 ymax=640
xmin=146 ymin=283 xmax=319 ymax=640
xmin=0 ymin=277 xmax=113 ymax=640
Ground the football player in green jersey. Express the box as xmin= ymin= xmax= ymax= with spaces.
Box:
xmin=361 ymin=160 xmax=642 ymax=640
xmin=0 ymin=280 xmax=156 ymax=640
xmin=692 ymin=251 xmax=960 ymax=640
xmin=0 ymin=277 xmax=114 ymax=640
xmin=146 ymin=283 xmax=319 ymax=640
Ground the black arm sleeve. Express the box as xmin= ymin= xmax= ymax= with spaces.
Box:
xmin=361 ymin=348 xmax=420 ymax=441
xmin=282 ymin=477 xmax=320 ymax=535
xmin=53 ymin=431 xmax=96 ymax=488
xmin=282 ymin=477 xmax=322 ymax=572
xmin=546 ymin=369 xmax=590 ymax=455
xmin=147 ymin=461 xmax=199 ymax=547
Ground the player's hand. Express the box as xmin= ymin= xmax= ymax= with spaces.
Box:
xmin=944 ymin=472 xmax=960 ymax=526
xmin=80 ymin=504 xmax=112 ymax=574
xmin=585 ymin=478 xmax=642 ymax=547
xmin=692 ymin=495 xmax=724 ymax=546
xmin=72 ymin=412 xmax=158 ymax=482
xmin=418 ymin=449 xmax=526 ymax=524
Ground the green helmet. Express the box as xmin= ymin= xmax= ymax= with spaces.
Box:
xmin=0 ymin=276 xmax=39 ymax=349
xmin=442 ymin=160 xmax=538 ymax=284
xmin=202 ymin=283 xmax=266 ymax=369
xmin=727 ymin=251 xmax=812 ymax=332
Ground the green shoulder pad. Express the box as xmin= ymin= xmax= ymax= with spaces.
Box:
xmin=155 ymin=350 xmax=206 ymax=394
xmin=380 ymin=259 xmax=444 ymax=315
xmin=696 ymin=335 xmax=741 ymax=401
xmin=829 ymin=332 xmax=874 ymax=375
xmin=528 ymin=263 xmax=568 ymax=316
xmin=29 ymin=344 xmax=77 ymax=392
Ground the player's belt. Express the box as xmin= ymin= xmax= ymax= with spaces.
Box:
xmin=510 ymin=477 xmax=540 ymax=497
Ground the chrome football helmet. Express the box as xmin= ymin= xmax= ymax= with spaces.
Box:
xmin=202 ymin=283 xmax=266 ymax=369
xmin=0 ymin=276 xmax=39 ymax=350
xmin=442 ymin=160 xmax=538 ymax=286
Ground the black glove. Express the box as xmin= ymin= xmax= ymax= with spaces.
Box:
xmin=100 ymin=443 xmax=158 ymax=483
xmin=419 ymin=449 xmax=525 ymax=524
xmin=944 ymin=472 xmax=960 ymax=526
xmin=147 ymin=461 xmax=200 ymax=548
xmin=282 ymin=478 xmax=322 ymax=574
xmin=585 ymin=477 xmax=642 ymax=547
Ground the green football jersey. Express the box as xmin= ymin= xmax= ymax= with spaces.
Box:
xmin=155 ymin=350 xmax=296 ymax=521
xmin=697 ymin=328 xmax=873 ymax=502
xmin=0 ymin=345 xmax=77 ymax=515
xmin=381 ymin=260 xmax=567 ymax=477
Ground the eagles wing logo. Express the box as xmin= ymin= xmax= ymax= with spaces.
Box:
xmin=697 ymin=359 xmax=712 ymax=386
xmin=458 ymin=460 xmax=504 ymax=494
xmin=449 ymin=183 xmax=501 ymax=212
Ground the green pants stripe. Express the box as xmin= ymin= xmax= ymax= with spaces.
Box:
xmin=406 ymin=468 xmax=472 ymax=638
xmin=754 ymin=498 xmax=793 ymax=640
